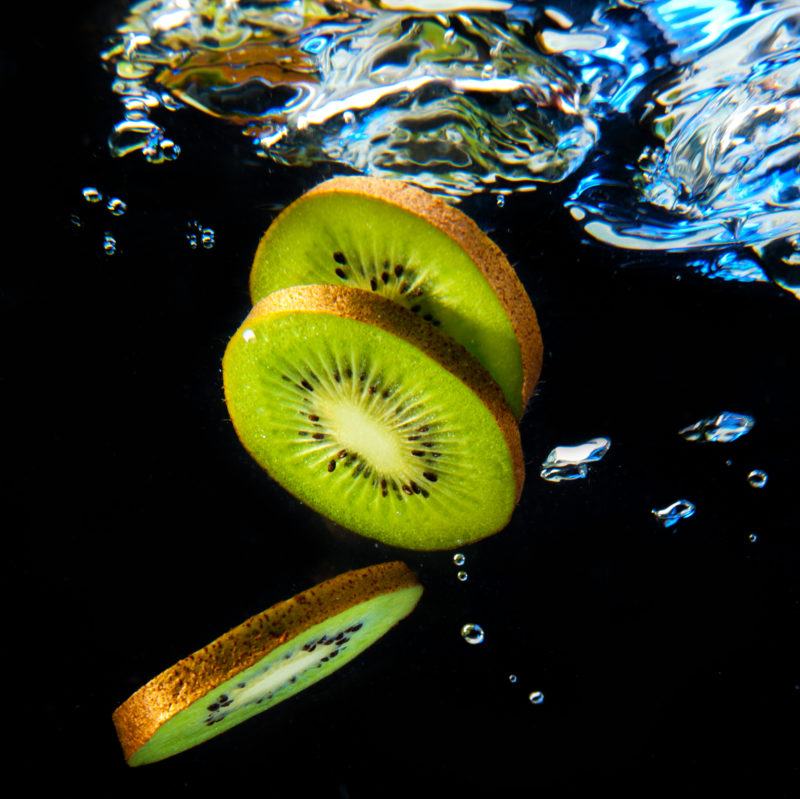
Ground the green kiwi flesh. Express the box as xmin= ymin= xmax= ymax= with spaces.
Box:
xmin=250 ymin=179 xmax=537 ymax=417
xmin=113 ymin=562 xmax=422 ymax=766
xmin=223 ymin=286 xmax=521 ymax=550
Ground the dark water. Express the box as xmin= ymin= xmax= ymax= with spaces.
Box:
xmin=10 ymin=1 xmax=800 ymax=794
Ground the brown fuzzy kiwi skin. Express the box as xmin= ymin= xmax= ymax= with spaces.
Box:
xmin=239 ymin=283 xmax=525 ymax=503
xmin=253 ymin=176 xmax=543 ymax=414
xmin=113 ymin=561 xmax=421 ymax=765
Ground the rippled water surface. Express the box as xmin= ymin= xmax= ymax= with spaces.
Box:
xmin=101 ymin=0 xmax=800 ymax=298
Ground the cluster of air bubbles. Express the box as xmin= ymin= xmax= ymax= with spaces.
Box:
xmin=103 ymin=233 xmax=118 ymax=256
xmin=747 ymin=470 xmax=768 ymax=489
xmin=461 ymin=623 xmax=485 ymax=645
xmin=452 ymin=552 xmax=468 ymax=582
xmin=186 ymin=221 xmax=215 ymax=250
xmin=540 ymin=437 xmax=611 ymax=482
xmin=679 ymin=412 xmax=754 ymax=444
xmin=652 ymin=499 xmax=695 ymax=529
xmin=79 ymin=187 xmax=128 ymax=254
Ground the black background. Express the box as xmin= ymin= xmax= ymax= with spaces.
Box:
xmin=9 ymin=2 xmax=799 ymax=794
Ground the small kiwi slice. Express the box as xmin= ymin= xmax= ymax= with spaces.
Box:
xmin=249 ymin=176 xmax=542 ymax=417
xmin=223 ymin=284 xmax=524 ymax=550
xmin=113 ymin=561 xmax=422 ymax=766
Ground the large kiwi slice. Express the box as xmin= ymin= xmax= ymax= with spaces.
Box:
xmin=249 ymin=176 xmax=542 ymax=417
xmin=113 ymin=561 xmax=422 ymax=766
xmin=223 ymin=284 xmax=524 ymax=550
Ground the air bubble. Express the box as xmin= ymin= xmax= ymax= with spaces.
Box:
xmin=529 ymin=691 xmax=545 ymax=705
xmin=456 ymin=571 xmax=468 ymax=582
xmin=103 ymin=233 xmax=117 ymax=256
xmin=496 ymin=195 xmax=506 ymax=208
xmin=82 ymin=187 xmax=103 ymax=203
xmin=107 ymin=197 xmax=128 ymax=216
xmin=679 ymin=411 xmax=754 ymax=443
xmin=541 ymin=437 xmax=611 ymax=482
xmin=652 ymin=499 xmax=695 ymax=528
xmin=453 ymin=553 xmax=465 ymax=566
xmin=69 ymin=214 xmax=82 ymax=228
xmin=342 ymin=111 xmax=355 ymax=125
xmin=748 ymin=469 xmax=768 ymax=489
xmin=508 ymin=674 xmax=518 ymax=684
xmin=461 ymin=623 xmax=485 ymax=645
xmin=748 ymin=533 xmax=758 ymax=543
xmin=242 ymin=329 xmax=256 ymax=343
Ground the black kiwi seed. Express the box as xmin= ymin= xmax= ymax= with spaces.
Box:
xmin=402 ymin=485 xmax=413 ymax=496
xmin=423 ymin=472 xmax=438 ymax=482
xmin=337 ymin=449 xmax=347 ymax=459
xmin=312 ymin=432 xmax=325 ymax=440
xmin=411 ymin=482 xmax=421 ymax=494
xmin=370 ymin=277 xmax=378 ymax=291
xmin=301 ymin=379 xmax=314 ymax=391
xmin=423 ymin=314 xmax=433 ymax=322
xmin=381 ymin=271 xmax=390 ymax=284
xmin=328 ymin=460 xmax=336 ymax=472
xmin=412 ymin=450 xmax=425 ymax=457
xmin=394 ymin=264 xmax=404 ymax=276
xmin=208 ymin=703 xmax=220 ymax=712
xmin=309 ymin=414 xmax=319 ymax=422
xmin=335 ymin=268 xmax=347 ymax=279
xmin=333 ymin=370 xmax=341 ymax=382
xmin=411 ymin=305 xmax=421 ymax=313
xmin=399 ymin=281 xmax=409 ymax=293
xmin=333 ymin=251 xmax=347 ymax=264
xmin=408 ymin=435 xmax=420 ymax=441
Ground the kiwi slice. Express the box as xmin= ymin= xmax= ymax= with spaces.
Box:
xmin=223 ymin=284 xmax=524 ymax=550
xmin=249 ymin=176 xmax=542 ymax=417
xmin=113 ymin=561 xmax=422 ymax=766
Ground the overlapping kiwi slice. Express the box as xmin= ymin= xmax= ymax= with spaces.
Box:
xmin=223 ymin=284 xmax=523 ymax=550
xmin=250 ymin=177 xmax=542 ymax=417
xmin=113 ymin=562 xmax=422 ymax=766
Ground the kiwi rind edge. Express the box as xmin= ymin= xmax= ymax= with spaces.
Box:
xmin=252 ymin=176 xmax=543 ymax=414
xmin=241 ymin=283 xmax=525 ymax=503
xmin=113 ymin=561 xmax=421 ymax=764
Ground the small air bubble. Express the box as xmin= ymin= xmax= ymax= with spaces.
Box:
xmin=69 ymin=214 xmax=82 ymax=228
xmin=496 ymin=195 xmax=506 ymax=208
xmin=82 ymin=187 xmax=103 ymax=203
xmin=342 ymin=110 xmax=355 ymax=125
xmin=103 ymin=232 xmax=117 ymax=256
xmin=456 ymin=571 xmax=468 ymax=582
xmin=461 ymin=623 xmax=484 ymax=645
xmin=652 ymin=499 xmax=695 ymax=528
xmin=453 ymin=553 xmax=465 ymax=566
xmin=242 ymin=329 xmax=256 ymax=343
xmin=443 ymin=28 xmax=455 ymax=44
xmin=748 ymin=533 xmax=758 ymax=543
xmin=107 ymin=197 xmax=128 ymax=216
xmin=508 ymin=674 xmax=518 ymax=684
xmin=529 ymin=691 xmax=545 ymax=705
xmin=748 ymin=469 xmax=768 ymax=489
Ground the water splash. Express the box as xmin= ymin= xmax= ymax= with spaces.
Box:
xmin=652 ymin=499 xmax=695 ymax=528
xmin=569 ymin=0 xmax=800 ymax=297
xmin=100 ymin=1 xmax=655 ymax=196
xmin=540 ymin=436 xmax=611 ymax=482
xmin=679 ymin=411 xmax=754 ymax=444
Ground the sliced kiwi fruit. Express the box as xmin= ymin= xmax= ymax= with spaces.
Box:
xmin=223 ymin=284 xmax=524 ymax=550
xmin=249 ymin=176 xmax=542 ymax=417
xmin=113 ymin=561 xmax=422 ymax=766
